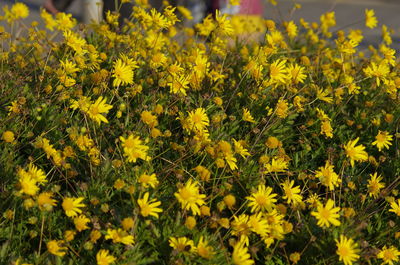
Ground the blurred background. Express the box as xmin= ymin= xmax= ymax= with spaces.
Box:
xmin=1 ymin=0 xmax=399 ymax=48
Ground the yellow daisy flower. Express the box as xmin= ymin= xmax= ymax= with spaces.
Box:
xmin=377 ymin=245 xmax=400 ymax=265
xmin=336 ymin=235 xmax=360 ymax=265
xmin=246 ymin=184 xmax=277 ymax=212
xmin=343 ymin=138 xmax=368 ymax=167
xmin=62 ymin=197 xmax=85 ymax=217
xmin=372 ymin=131 xmax=393 ymax=151
xmin=86 ymin=97 xmax=113 ymax=125
xmin=311 ymin=199 xmax=341 ymax=228
xmin=96 ymin=249 xmax=116 ymax=265
xmin=137 ymin=192 xmax=163 ymax=218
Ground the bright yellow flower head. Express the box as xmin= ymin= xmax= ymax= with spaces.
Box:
xmin=73 ymin=215 xmax=90 ymax=232
xmin=87 ymin=97 xmax=113 ymax=125
xmin=281 ymin=179 xmax=302 ymax=205
xmin=315 ymin=161 xmax=341 ymax=191
xmin=120 ymin=134 xmax=150 ymax=163
xmin=105 ymin=228 xmax=134 ymax=245
xmin=367 ymin=172 xmax=385 ymax=198
xmin=265 ymin=157 xmax=288 ymax=173
xmin=269 ymin=59 xmax=288 ymax=85
xmin=363 ymin=61 xmax=390 ymax=87
xmin=37 ymin=192 xmax=57 ymax=211
xmin=336 ymin=235 xmax=360 ymax=265
xmin=372 ymin=130 xmax=393 ymax=151
xmin=137 ymin=192 xmax=163 ymax=218
xmin=311 ymin=199 xmax=341 ymax=228
xmin=112 ymin=59 xmax=134 ymax=87
xmin=246 ymin=184 xmax=277 ymax=212
xmin=187 ymin=108 xmax=209 ymax=132
xmin=96 ymin=249 xmax=116 ymax=265
xmin=232 ymin=238 xmax=254 ymax=265
xmin=169 ymin=236 xmax=196 ymax=253
xmin=389 ymin=199 xmax=400 ymax=216
xmin=197 ymin=236 xmax=215 ymax=259
xmin=242 ymin=108 xmax=256 ymax=123
xmin=47 ymin=240 xmax=67 ymax=257
xmin=377 ymin=245 xmax=400 ymax=265
xmin=365 ymin=9 xmax=378 ymax=29
xmin=174 ymin=179 xmax=206 ymax=215
xmin=138 ymin=173 xmax=159 ymax=188
xmin=62 ymin=197 xmax=85 ymax=217
xmin=2 ymin=130 xmax=15 ymax=143
xmin=344 ymin=138 xmax=368 ymax=167
xmin=10 ymin=3 xmax=29 ymax=20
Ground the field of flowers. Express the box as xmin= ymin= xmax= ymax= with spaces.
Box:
xmin=1 ymin=0 xmax=400 ymax=264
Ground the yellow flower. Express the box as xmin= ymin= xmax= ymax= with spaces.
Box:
xmin=174 ymin=179 xmax=206 ymax=215
xmin=246 ymin=184 xmax=277 ymax=212
xmin=367 ymin=172 xmax=385 ymax=198
xmin=176 ymin=6 xmax=193 ymax=20
xmin=121 ymin=217 xmax=134 ymax=231
xmin=311 ymin=199 xmax=341 ymax=228
xmin=315 ymin=161 xmax=341 ymax=191
xmin=290 ymin=252 xmax=301 ymax=264
xmin=365 ymin=9 xmax=378 ymax=29
xmin=137 ymin=192 xmax=163 ymax=218
xmin=242 ymin=108 xmax=255 ymax=123
xmin=193 ymin=165 xmax=211 ymax=182
xmin=372 ymin=131 xmax=393 ymax=151
xmin=223 ymin=194 xmax=236 ymax=209
xmin=120 ymin=134 xmax=150 ymax=163
xmin=64 ymin=230 xmax=76 ymax=242
xmin=47 ymin=240 xmax=67 ymax=257
xmin=96 ymin=249 xmax=116 ymax=265
xmin=248 ymin=212 xmax=269 ymax=236
xmin=265 ymin=136 xmax=281 ymax=149
xmin=37 ymin=192 xmax=57 ymax=211
xmin=27 ymin=163 xmax=47 ymax=184
xmin=265 ymin=157 xmax=288 ymax=173
xmin=187 ymin=108 xmax=209 ymax=132
xmin=105 ymin=228 xmax=134 ymax=245
xmin=335 ymin=235 xmax=360 ymax=265
xmin=377 ymin=245 xmax=400 ymax=265
xmin=197 ymin=236 xmax=214 ymax=259
xmin=269 ymin=59 xmax=288 ymax=85
xmin=112 ymin=59 xmax=134 ymax=87
xmin=90 ymin=230 xmax=102 ymax=243
xmin=287 ymin=63 xmax=306 ymax=84
xmin=389 ymin=199 xmax=400 ymax=216
xmin=2 ymin=130 xmax=15 ymax=143
xmin=10 ymin=3 xmax=29 ymax=20
xmin=168 ymin=75 xmax=189 ymax=96
xmin=73 ymin=215 xmax=90 ymax=232
xmin=232 ymin=239 xmax=254 ymax=265
xmin=17 ymin=166 xmax=40 ymax=195
xmin=87 ymin=97 xmax=113 ymax=125
xmin=275 ymin=98 xmax=289 ymax=118
xmin=141 ymin=111 xmax=158 ymax=128
xmin=62 ymin=197 xmax=85 ymax=217
xmin=138 ymin=173 xmax=159 ymax=188
xmin=363 ymin=61 xmax=390 ymax=86
xmin=285 ymin=21 xmax=298 ymax=39
xmin=185 ymin=216 xmax=196 ymax=229
xmin=233 ymin=139 xmax=250 ymax=158
xmin=63 ymin=30 xmax=86 ymax=54
xmin=281 ymin=180 xmax=302 ymax=205
xmin=320 ymin=120 xmax=333 ymax=138
xmin=169 ymin=236 xmax=196 ymax=253
xmin=344 ymin=138 xmax=368 ymax=167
